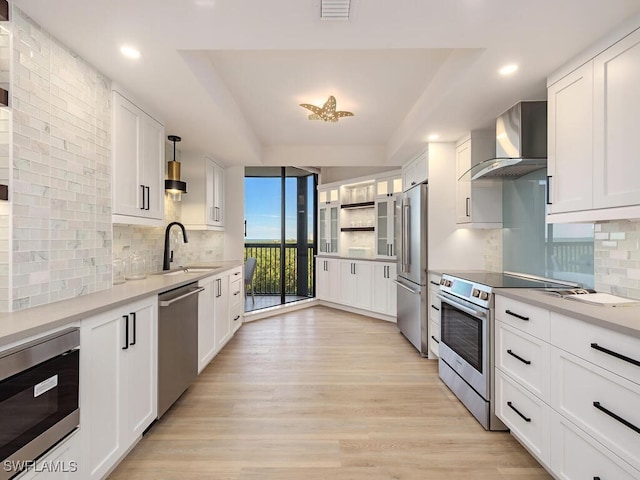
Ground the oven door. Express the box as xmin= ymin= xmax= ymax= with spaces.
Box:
xmin=437 ymin=292 xmax=489 ymax=399
xmin=0 ymin=330 xmax=79 ymax=480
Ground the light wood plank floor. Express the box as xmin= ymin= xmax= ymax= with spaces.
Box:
xmin=108 ymin=306 xmax=552 ymax=479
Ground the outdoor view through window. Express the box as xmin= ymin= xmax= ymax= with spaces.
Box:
xmin=244 ymin=168 xmax=316 ymax=310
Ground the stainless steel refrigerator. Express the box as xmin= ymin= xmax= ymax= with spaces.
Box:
xmin=394 ymin=182 xmax=429 ymax=357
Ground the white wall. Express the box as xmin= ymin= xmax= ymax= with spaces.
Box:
xmin=427 ymin=142 xmax=491 ymax=271
xmin=224 ymin=166 xmax=245 ymax=261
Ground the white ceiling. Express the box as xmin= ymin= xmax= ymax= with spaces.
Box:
xmin=12 ymin=0 xmax=640 ymax=167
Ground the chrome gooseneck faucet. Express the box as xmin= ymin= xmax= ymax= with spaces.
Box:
xmin=163 ymin=222 xmax=189 ymax=270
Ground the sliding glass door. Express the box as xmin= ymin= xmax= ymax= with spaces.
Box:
xmin=244 ymin=167 xmax=316 ymax=312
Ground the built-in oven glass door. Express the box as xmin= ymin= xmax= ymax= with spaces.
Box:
xmin=438 ymin=292 xmax=489 ymax=399
xmin=0 ymin=349 xmax=79 ymax=474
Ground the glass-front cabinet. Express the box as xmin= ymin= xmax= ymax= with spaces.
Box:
xmin=319 ymin=204 xmax=339 ymax=255
xmin=376 ymin=197 xmax=397 ymax=258
xmin=376 ymin=176 xmax=403 ymax=198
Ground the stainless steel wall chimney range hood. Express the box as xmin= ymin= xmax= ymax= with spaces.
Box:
xmin=460 ymin=101 xmax=547 ymax=181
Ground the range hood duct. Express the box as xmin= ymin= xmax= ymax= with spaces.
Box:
xmin=460 ymin=101 xmax=547 ymax=181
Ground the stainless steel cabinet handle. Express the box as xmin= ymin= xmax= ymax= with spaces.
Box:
xmin=159 ymin=287 xmax=205 ymax=307
xmin=402 ymin=203 xmax=411 ymax=272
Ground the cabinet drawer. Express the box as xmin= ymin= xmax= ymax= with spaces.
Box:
xmin=495 ymin=369 xmax=551 ymax=466
xmin=496 ymin=321 xmax=550 ymax=402
xmin=230 ymin=278 xmax=243 ymax=307
xmin=550 ymin=410 xmax=640 ymax=480
xmin=229 ymin=266 xmax=243 ymax=280
xmin=551 ymin=346 xmax=640 ymax=471
xmin=429 ymin=320 xmax=440 ymax=358
xmin=550 ymin=312 xmax=640 ymax=386
xmin=230 ymin=302 xmax=242 ymax=327
xmin=428 ymin=273 xmax=442 ymax=288
xmin=495 ymin=296 xmax=550 ymax=341
xmin=429 ymin=295 xmax=441 ymax=323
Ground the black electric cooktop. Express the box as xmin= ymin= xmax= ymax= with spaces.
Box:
xmin=444 ymin=271 xmax=570 ymax=289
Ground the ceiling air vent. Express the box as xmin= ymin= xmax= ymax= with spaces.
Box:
xmin=321 ymin=0 xmax=351 ymax=20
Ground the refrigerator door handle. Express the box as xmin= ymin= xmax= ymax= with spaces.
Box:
xmin=393 ymin=279 xmax=420 ymax=295
xmin=402 ymin=203 xmax=411 ymax=272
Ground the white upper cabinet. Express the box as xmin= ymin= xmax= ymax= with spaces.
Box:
xmin=318 ymin=186 xmax=339 ymax=205
xmin=547 ymin=26 xmax=640 ymax=222
xmin=402 ymin=148 xmax=428 ymax=191
xmin=181 ymin=155 xmax=226 ymax=230
xmin=593 ymin=28 xmax=640 ymax=210
xmin=547 ymin=61 xmax=594 ymax=214
xmin=455 ymin=131 xmax=502 ymax=228
xmin=375 ymin=175 xmax=402 ymax=198
xmin=112 ymin=91 xmax=165 ymax=226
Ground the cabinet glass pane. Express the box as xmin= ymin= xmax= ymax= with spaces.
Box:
xmin=329 ymin=189 xmax=339 ymax=203
xmin=319 ymin=208 xmax=327 ymax=253
xmin=377 ymin=201 xmax=388 ymax=255
xmin=393 ymin=178 xmax=403 ymax=193
xmin=319 ymin=191 xmax=327 ymax=203
xmin=330 ymin=207 xmax=338 ymax=253
xmin=377 ymin=181 xmax=389 ymax=196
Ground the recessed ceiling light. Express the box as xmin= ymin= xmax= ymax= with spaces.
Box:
xmin=499 ymin=63 xmax=518 ymax=76
xmin=427 ymin=134 xmax=440 ymax=141
xmin=120 ymin=45 xmax=141 ymax=60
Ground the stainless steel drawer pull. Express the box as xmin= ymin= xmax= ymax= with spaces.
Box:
xmin=505 ymin=310 xmax=529 ymax=321
xmin=590 ymin=343 xmax=640 ymax=367
xmin=593 ymin=401 xmax=640 ymax=434
xmin=507 ymin=349 xmax=531 ymax=365
xmin=507 ymin=401 xmax=531 ymax=422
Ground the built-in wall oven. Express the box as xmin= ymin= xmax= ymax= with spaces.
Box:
xmin=0 ymin=328 xmax=80 ymax=479
xmin=437 ymin=271 xmax=570 ymax=430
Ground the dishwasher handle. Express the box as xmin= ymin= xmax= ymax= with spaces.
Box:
xmin=159 ymin=287 xmax=205 ymax=307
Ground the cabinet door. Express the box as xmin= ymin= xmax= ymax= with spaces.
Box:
xmin=353 ymin=261 xmax=373 ymax=310
xmin=374 ymin=197 xmax=397 ymax=258
xmin=455 ymin=140 xmax=472 ymax=224
xmin=140 ymin=113 xmax=164 ymax=220
xmin=212 ymin=163 xmax=225 ymax=227
xmin=316 ymin=258 xmax=329 ymax=301
xmin=371 ymin=263 xmax=396 ymax=316
xmin=547 ymin=61 xmax=594 ymax=213
xmin=205 ymin=158 xmax=216 ymax=225
xmin=339 ymin=261 xmax=357 ymax=306
xmin=123 ymin=299 xmax=157 ymax=442
xmin=318 ymin=258 xmax=340 ymax=303
xmin=112 ymin=92 xmax=142 ymax=217
xmin=593 ymin=29 xmax=640 ymax=209
xmin=198 ymin=276 xmax=216 ymax=373
xmin=80 ymin=310 xmax=125 ymax=480
xmin=329 ymin=206 xmax=339 ymax=254
xmin=214 ymin=275 xmax=231 ymax=350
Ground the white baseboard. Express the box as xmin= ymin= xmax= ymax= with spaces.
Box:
xmin=316 ymin=300 xmax=397 ymax=323
xmin=243 ymin=298 xmax=319 ymax=322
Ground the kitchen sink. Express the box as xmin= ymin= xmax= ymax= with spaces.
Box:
xmin=157 ymin=267 xmax=220 ymax=276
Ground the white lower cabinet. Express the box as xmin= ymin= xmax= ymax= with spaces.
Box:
xmin=318 ymin=258 xmax=396 ymax=319
xmin=197 ymin=275 xmax=216 ymax=373
xmin=214 ymin=273 xmax=231 ymax=351
xmin=371 ymin=263 xmax=396 ymax=316
xmin=550 ymin=410 xmax=640 ymax=480
xmin=316 ymin=258 xmax=340 ymax=303
xmin=550 ymin=346 xmax=640 ymax=471
xmin=230 ymin=274 xmax=243 ymax=335
xmin=495 ymin=369 xmax=551 ymax=467
xmin=80 ymin=296 xmax=157 ymax=480
xmin=428 ymin=273 xmax=441 ymax=357
xmin=17 ymin=431 xmax=81 ymax=479
xmin=339 ymin=260 xmax=373 ymax=311
xmin=495 ymin=293 xmax=640 ymax=479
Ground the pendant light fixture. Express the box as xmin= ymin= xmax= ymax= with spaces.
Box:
xmin=165 ymin=135 xmax=187 ymax=201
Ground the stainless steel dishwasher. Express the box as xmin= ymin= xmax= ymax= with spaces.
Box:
xmin=157 ymin=282 xmax=204 ymax=418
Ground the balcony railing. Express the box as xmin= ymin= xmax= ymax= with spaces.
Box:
xmin=244 ymin=242 xmax=315 ymax=296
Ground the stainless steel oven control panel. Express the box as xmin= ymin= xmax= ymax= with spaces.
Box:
xmin=440 ymin=274 xmax=492 ymax=308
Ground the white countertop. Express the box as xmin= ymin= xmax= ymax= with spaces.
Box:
xmin=496 ymin=288 xmax=640 ymax=338
xmin=0 ymin=261 xmax=243 ymax=348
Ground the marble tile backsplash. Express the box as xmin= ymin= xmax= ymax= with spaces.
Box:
xmin=594 ymin=220 xmax=640 ymax=300
xmin=10 ymin=8 xmax=112 ymax=310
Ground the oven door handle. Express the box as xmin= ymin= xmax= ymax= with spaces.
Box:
xmin=393 ymin=280 xmax=420 ymax=295
xmin=436 ymin=293 xmax=486 ymax=318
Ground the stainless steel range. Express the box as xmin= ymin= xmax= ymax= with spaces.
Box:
xmin=436 ymin=271 xmax=568 ymax=430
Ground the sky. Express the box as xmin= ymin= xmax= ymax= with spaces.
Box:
xmin=244 ymin=176 xmax=315 ymax=241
